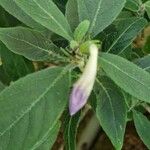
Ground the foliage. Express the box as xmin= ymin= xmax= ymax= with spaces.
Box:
xmin=0 ymin=0 xmax=150 ymax=149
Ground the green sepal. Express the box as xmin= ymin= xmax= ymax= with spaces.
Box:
xmin=79 ymin=40 xmax=100 ymax=54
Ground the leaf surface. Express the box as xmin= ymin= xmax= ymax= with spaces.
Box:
xmin=133 ymin=111 xmax=150 ymax=149
xmin=0 ymin=27 xmax=67 ymax=62
xmin=0 ymin=0 xmax=45 ymax=30
xmin=105 ymin=18 xmax=146 ymax=54
xmin=95 ymin=76 xmax=126 ymax=149
xmin=0 ymin=42 xmax=33 ymax=81
xmin=100 ymin=53 xmax=150 ymax=103
xmin=0 ymin=66 xmax=70 ymax=149
xmin=65 ymin=0 xmax=79 ymax=31
xmin=77 ymin=0 xmax=126 ymax=36
xmin=14 ymin=0 xmax=73 ymax=40
xmin=64 ymin=111 xmax=80 ymax=150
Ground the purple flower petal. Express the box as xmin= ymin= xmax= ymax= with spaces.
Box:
xmin=69 ymin=44 xmax=98 ymax=116
xmin=69 ymin=86 xmax=88 ymax=116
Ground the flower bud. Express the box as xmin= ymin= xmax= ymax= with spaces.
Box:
xmin=69 ymin=44 xmax=98 ymax=116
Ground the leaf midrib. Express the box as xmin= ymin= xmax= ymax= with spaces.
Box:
xmin=100 ymin=56 xmax=150 ymax=90
xmin=32 ymin=0 xmax=71 ymax=39
xmin=96 ymin=78 xmax=119 ymax=143
xmin=90 ymin=0 xmax=102 ymax=32
xmin=118 ymin=20 xmax=146 ymax=55
xmin=0 ymin=32 xmax=52 ymax=54
xmin=107 ymin=18 xmax=142 ymax=53
xmin=0 ymin=66 xmax=69 ymax=137
xmin=0 ymin=31 xmax=66 ymax=61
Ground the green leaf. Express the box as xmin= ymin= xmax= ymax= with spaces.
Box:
xmin=74 ymin=20 xmax=90 ymax=42
xmin=99 ymin=53 xmax=150 ymax=103
xmin=117 ymin=11 xmax=135 ymax=19
xmin=77 ymin=0 xmax=126 ymax=37
xmin=0 ymin=42 xmax=33 ymax=81
xmin=135 ymin=55 xmax=150 ymax=72
xmin=125 ymin=0 xmax=141 ymax=12
xmin=133 ymin=111 xmax=150 ymax=149
xmin=65 ymin=0 xmax=79 ymax=31
xmin=89 ymin=91 xmax=97 ymax=111
xmin=0 ymin=0 xmax=45 ymax=30
xmin=14 ymin=0 xmax=73 ymax=41
xmin=106 ymin=18 xmax=146 ymax=54
xmin=0 ymin=81 xmax=5 ymax=92
xmin=94 ymin=76 xmax=127 ymax=150
xmin=0 ymin=66 xmax=70 ymax=149
xmin=119 ymin=45 xmax=132 ymax=59
xmin=0 ymin=27 xmax=67 ymax=62
xmin=131 ymin=47 xmax=145 ymax=60
xmin=145 ymin=1 xmax=150 ymax=18
xmin=127 ymin=55 xmax=150 ymax=111
xmin=33 ymin=121 xmax=60 ymax=150
xmin=64 ymin=111 xmax=81 ymax=150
